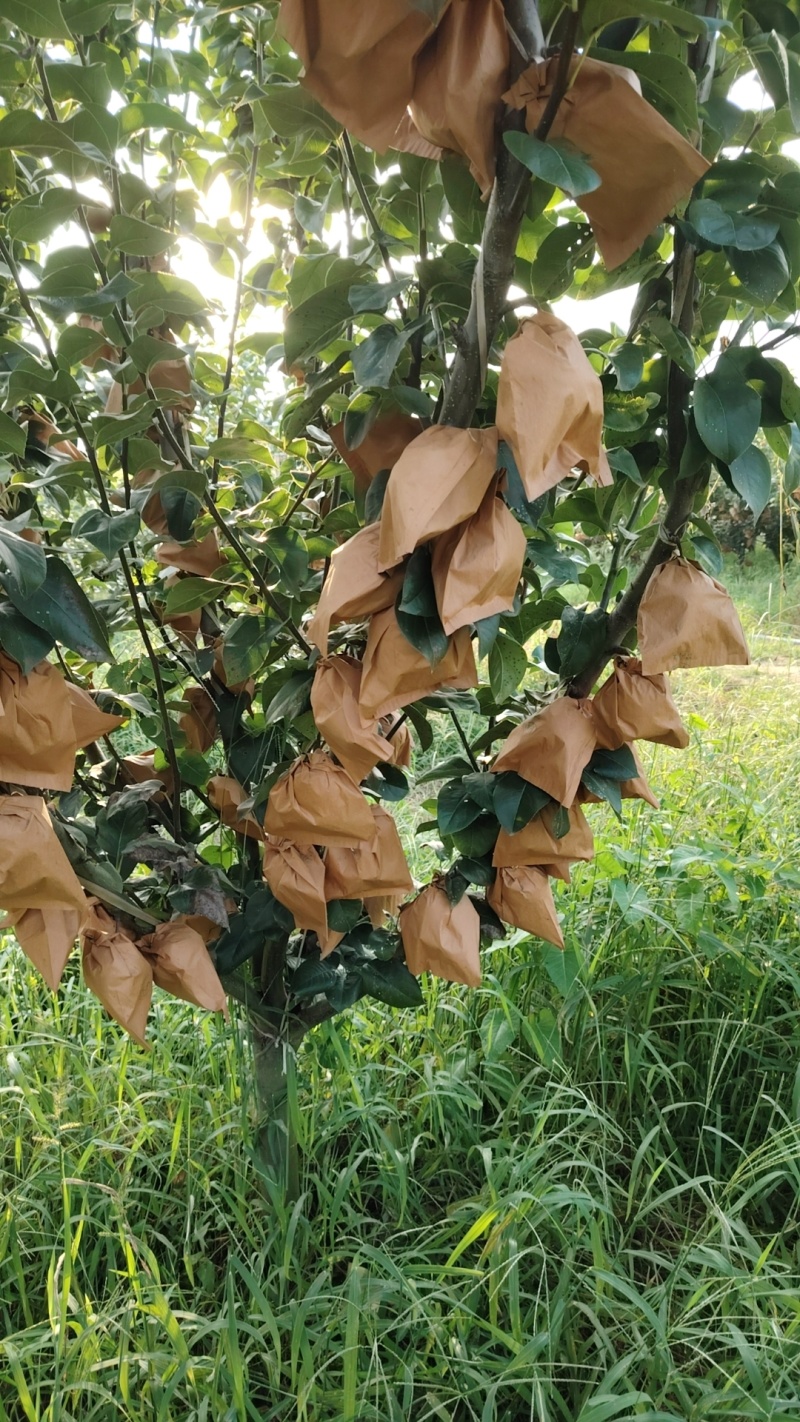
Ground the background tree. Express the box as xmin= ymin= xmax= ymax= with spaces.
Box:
xmin=0 ymin=0 xmax=798 ymax=1194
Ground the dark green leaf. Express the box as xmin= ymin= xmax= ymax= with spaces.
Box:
xmin=327 ymin=899 xmax=363 ymax=934
xmin=437 ymin=779 xmax=485 ymax=836
xmin=0 ymin=527 xmax=46 ymax=598
xmin=556 ymin=606 xmax=609 ymax=682
xmin=360 ymin=958 xmax=423 ymax=1008
xmin=363 ymin=762 xmax=409 ymax=802
xmin=0 ymin=554 xmax=113 ymax=662
xmin=221 ymin=616 xmax=270 ymax=686
xmin=488 ymin=635 xmax=527 ymax=701
xmin=264 ymin=672 xmax=314 ymax=724
xmin=493 ymin=773 xmax=550 ymax=834
xmin=504 ymin=132 xmax=601 ymax=199
xmin=397 ymin=546 xmax=449 ymax=666
xmin=351 ymin=324 xmax=412 ymax=389
xmin=2 ymin=0 xmax=70 ymax=40
xmin=694 ymin=373 xmax=761 ymax=464
xmin=609 ymin=343 xmax=644 ymax=391
xmin=729 ymin=242 xmax=790 ymax=305
xmin=72 ymin=508 xmax=140 ymax=558
xmin=0 ymin=600 xmax=55 ymax=673
xmin=728 ymin=445 xmax=772 ymax=519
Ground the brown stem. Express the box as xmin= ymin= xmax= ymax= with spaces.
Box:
xmin=212 ymin=142 xmax=260 ymax=492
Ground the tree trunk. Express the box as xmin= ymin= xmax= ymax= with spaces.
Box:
xmin=249 ymin=1014 xmax=300 ymax=1202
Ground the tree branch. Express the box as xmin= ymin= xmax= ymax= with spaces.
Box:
xmin=438 ymin=2 xmax=577 ymax=428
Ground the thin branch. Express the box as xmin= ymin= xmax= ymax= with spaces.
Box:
xmin=212 ymin=141 xmax=260 ymax=491
xmin=340 ymin=131 xmax=408 ymax=320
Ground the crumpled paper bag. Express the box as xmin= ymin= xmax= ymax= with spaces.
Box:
xmin=279 ymin=0 xmax=447 ymax=153
xmin=504 ymin=57 xmax=710 ymax=270
xmin=330 ymin=412 xmax=421 ymax=496
xmin=138 ymin=920 xmax=228 ymax=1016
xmin=381 ymin=713 xmax=412 ymax=768
xmin=359 ymin=607 xmax=478 ymax=721
xmin=156 ymin=531 xmax=225 ymax=578
xmin=179 ymin=685 xmax=218 ymax=753
xmin=637 ymin=557 xmax=750 ymax=675
xmin=5 ymin=905 xmax=83 ymax=992
xmin=324 ymin=804 xmax=413 ymax=901
xmin=0 ymin=655 xmax=79 ymax=791
xmin=431 ymin=476 xmax=526 ymax=634
xmin=366 ymin=892 xmax=404 ymax=928
xmin=378 ymin=424 xmax=499 ymax=572
xmin=400 ymin=883 xmax=481 ymax=987
xmin=310 ymin=655 xmax=391 ymax=783
xmin=496 ymin=313 xmax=611 ymax=501
xmin=67 ymin=683 xmax=124 ymax=748
xmin=592 ymin=657 xmax=689 ymax=750
xmin=307 ymin=523 xmax=405 ymax=655
xmin=493 ymin=802 xmax=594 ymax=870
xmin=208 ymin=775 xmax=264 ymax=841
xmin=81 ymin=899 xmax=152 ymax=1047
xmin=122 ymin=750 xmax=174 ymax=798
xmin=407 ymin=0 xmax=509 ymax=199
xmin=493 ymin=697 xmax=597 ymax=806
xmin=263 ymin=835 xmax=343 ymax=954
xmin=622 ymin=744 xmax=660 ymax=808
xmin=488 ymin=865 xmax=564 ymax=948
xmin=0 ymin=795 xmax=87 ymax=925
xmin=133 ymin=467 xmax=169 ymax=537
xmin=265 ymin=749 xmax=375 ymax=847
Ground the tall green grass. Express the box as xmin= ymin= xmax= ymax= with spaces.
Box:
xmin=3 ymin=561 xmax=800 ymax=1420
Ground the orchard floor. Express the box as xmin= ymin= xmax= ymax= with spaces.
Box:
xmin=3 ymin=552 xmax=800 ymax=1421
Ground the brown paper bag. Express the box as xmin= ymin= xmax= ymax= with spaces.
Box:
xmin=138 ymin=920 xmax=228 ymax=1017
xmin=0 ymin=795 xmax=87 ymax=921
xmin=592 ymin=657 xmax=689 ymax=750
xmin=487 ymin=865 xmax=564 ymax=948
xmin=400 ymin=883 xmax=481 ymax=987
xmin=264 ymin=835 xmax=334 ymax=947
xmin=324 ymin=804 xmax=413 ymax=901
xmin=279 ymin=0 xmax=446 ymax=152
xmin=496 ymin=314 xmax=611 ymax=501
xmin=67 ymin=683 xmax=124 ymax=749
xmin=365 ymin=892 xmax=404 ymax=928
xmin=378 ymin=424 xmax=498 ymax=572
xmin=493 ymin=801 xmax=594 ymax=870
xmin=81 ymin=900 xmax=153 ymax=1047
xmin=622 ymin=744 xmax=660 ymax=809
xmin=359 ymin=607 xmax=478 ymax=721
xmin=4 ymin=905 xmax=82 ymax=992
xmin=637 ymin=557 xmax=750 ymax=675
xmin=310 ymin=655 xmax=390 ymax=783
xmin=265 ymin=749 xmax=375 ymax=847
xmin=504 ymin=57 xmax=710 ymax=270
xmin=133 ymin=467 xmax=169 ymax=536
xmin=406 ymin=0 xmax=509 ymax=199
xmin=431 ymin=477 xmax=526 ymax=634
xmin=307 ymin=523 xmax=405 ymax=655
xmin=121 ymin=750 xmax=174 ymax=798
xmin=155 ymin=531 xmax=225 ymax=578
xmin=173 ymin=912 xmax=225 ymax=945
xmin=330 ymin=412 xmax=421 ymax=496
xmin=179 ymin=685 xmax=218 ymax=754
xmin=0 ymin=655 xmax=79 ymax=791
xmin=381 ymin=714 xmax=413 ymax=768
xmin=493 ymin=697 xmax=597 ymax=806
xmin=208 ymin=775 xmax=264 ymax=841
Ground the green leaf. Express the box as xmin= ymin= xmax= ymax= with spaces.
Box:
xmin=492 ymin=773 xmax=550 ymax=834
xmin=0 ymin=111 xmax=82 ymax=156
xmin=264 ymin=671 xmax=314 ymax=725
xmin=360 ymin=958 xmax=423 ymax=1009
xmin=220 ymin=616 xmax=270 ymax=686
xmin=7 ymin=188 xmax=82 ymax=243
xmin=687 ymin=198 xmax=737 ymax=246
xmin=109 ymin=215 xmax=176 ymax=258
xmin=45 ymin=61 xmax=112 ymax=106
xmin=397 ymin=547 xmax=450 ymax=666
xmin=0 ymin=527 xmax=46 ymax=599
xmin=583 ymin=0 xmax=709 ymax=37
xmin=72 ymin=508 xmax=140 ymax=558
xmin=263 ymin=526 xmax=308 ymax=596
xmin=327 ymin=899 xmax=363 ymax=934
xmin=437 ymin=779 xmax=485 ymax=837
xmin=163 ymin=577 xmax=226 ymax=619
xmin=363 ymin=762 xmax=409 ymax=802
xmin=728 ymin=445 xmax=772 ymax=519
xmin=729 ymin=242 xmax=790 ymax=305
xmin=0 ymin=600 xmax=55 ymax=672
xmin=694 ymin=373 xmax=761 ymax=464
xmin=1 ymin=554 xmax=113 ymax=662
xmin=488 ymin=634 xmax=527 ymax=701
xmin=609 ymin=342 xmax=644 ymax=392
xmin=581 ymin=769 xmax=623 ymax=814
xmin=0 ymin=412 xmax=25 ymax=456
xmin=2 ymin=0 xmax=71 ymax=39
xmin=556 ymin=606 xmax=609 ymax=682
xmin=256 ymin=84 xmax=341 ymax=143
xmin=284 ymin=278 xmax=361 ymax=368
xmin=349 ymin=280 xmax=408 ymax=314
xmin=117 ymin=102 xmax=198 ymax=138
xmin=290 ymin=954 xmax=341 ymax=999
xmin=645 ymin=314 xmax=696 ymax=375
xmin=588 ymin=746 xmax=638 ymax=782
xmin=504 ymin=132 xmax=601 ymax=199
xmin=351 ymin=324 xmax=413 ymax=389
